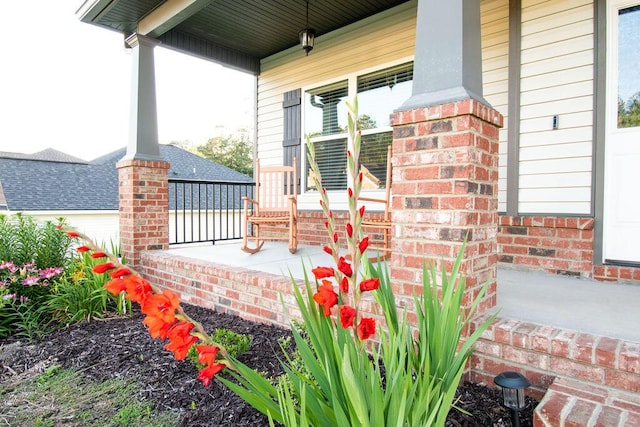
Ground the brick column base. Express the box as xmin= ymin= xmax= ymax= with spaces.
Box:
xmin=390 ymin=99 xmax=503 ymax=317
xmin=117 ymin=159 xmax=170 ymax=270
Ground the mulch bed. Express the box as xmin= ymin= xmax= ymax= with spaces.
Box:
xmin=0 ymin=304 xmax=537 ymax=426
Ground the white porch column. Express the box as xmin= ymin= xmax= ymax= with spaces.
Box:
xmin=124 ymin=33 xmax=162 ymax=161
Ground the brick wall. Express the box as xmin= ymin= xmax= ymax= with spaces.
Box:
xmin=469 ymin=315 xmax=640 ymax=400
xmin=499 ymin=215 xmax=640 ymax=282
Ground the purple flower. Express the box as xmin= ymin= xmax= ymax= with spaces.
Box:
xmin=21 ymin=276 xmax=40 ymax=286
xmin=2 ymin=293 xmax=16 ymax=301
xmin=40 ymin=267 xmax=63 ymax=279
xmin=0 ymin=261 xmax=17 ymax=273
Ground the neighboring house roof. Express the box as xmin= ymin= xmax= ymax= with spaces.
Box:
xmin=0 ymin=148 xmax=87 ymax=164
xmin=0 ymin=145 xmax=252 ymax=211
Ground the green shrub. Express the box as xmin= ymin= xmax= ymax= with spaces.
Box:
xmin=0 ymin=213 xmax=73 ymax=269
xmin=45 ymin=250 xmax=129 ymax=325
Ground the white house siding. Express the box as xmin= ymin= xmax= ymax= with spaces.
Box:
xmin=14 ymin=211 xmax=120 ymax=248
xmin=481 ymin=0 xmax=510 ymax=212
xmin=519 ymin=0 xmax=594 ymax=214
xmin=258 ymin=1 xmax=417 ymax=167
xmin=258 ymin=0 xmax=593 ymax=214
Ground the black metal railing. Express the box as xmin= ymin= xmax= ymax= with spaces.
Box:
xmin=168 ymin=179 xmax=254 ymax=245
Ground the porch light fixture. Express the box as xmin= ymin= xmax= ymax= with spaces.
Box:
xmin=494 ymin=371 xmax=531 ymax=427
xmin=299 ymin=0 xmax=315 ymax=55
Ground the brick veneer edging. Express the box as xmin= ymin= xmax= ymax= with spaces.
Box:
xmin=139 ymin=251 xmax=297 ymax=327
xmin=499 ymin=215 xmax=640 ymax=282
xmin=469 ymin=315 xmax=640 ymax=399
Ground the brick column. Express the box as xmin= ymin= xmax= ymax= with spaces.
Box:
xmin=390 ymin=99 xmax=503 ymax=316
xmin=117 ymin=159 xmax=170 ymax=270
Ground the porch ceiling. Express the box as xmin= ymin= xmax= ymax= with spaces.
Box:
xmin=78 ymin=0 xmax=411 ymax=73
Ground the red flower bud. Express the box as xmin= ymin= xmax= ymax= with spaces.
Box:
xmin=90 ymin=251 xmax=107 ymax=259
xmin=323 ymin=246 xmax=333 ymax=255
xmin=358 ymin=237 xmax=369 ymax=254
xmin=348 ymin=188 xmax=353 ymax=198
xmin=311 ymin=266 xmax=335 ymax=280
xmin=359 ymin=206 xmax=366 ymax=217
xmin=67 ymin=231 xmax=80 ymax=238
xmin=76 ymin=245 xmax=90 ymax=253
xmin=347 ymin=150 xmax=352 ymax=157
xmin=357 ymin=317 xmax=376 ymax=340
xmin=333 ymin=233 xmax=338 ymax=243
xmin=109 ymin=267 xmax=132 ymax=279
xmin=337 ymin=257 xmax=353 ymax=277
xmin=93 ymin=262 xmax=116 ymax=274
xmin=346 ymin=223 xmax=353 ymax=238
xmin=340 ymin=276 xmax=349 ymax=293
xmin=359 ymin=172 xmax=363 ymax=182
xmin=359 ymin=278 xmax=380 ymax=292
xmin=339 ymin=305 xmax=356 ymax=328
xmin=329 ymin=211 xmax=333 ymax=218
xmin=56 ymin=224 xmax=63 ymax=229
xmin=324 ymin=221 xmax=329 ymax=229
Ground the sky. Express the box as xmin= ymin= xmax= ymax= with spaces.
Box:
xmin=0 ymin=1 xmax=255 ymax=161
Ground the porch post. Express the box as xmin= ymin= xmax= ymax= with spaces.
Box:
xmin=117 ymin=33 xmax=169 ymax=269
xmin=390 ymin=0 xmax=502 ymax=316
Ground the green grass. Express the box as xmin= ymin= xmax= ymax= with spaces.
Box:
xmin=0 ymin=366 xmax=179 ymax=427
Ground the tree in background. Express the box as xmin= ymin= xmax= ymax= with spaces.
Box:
xmin=618 ymin=93 xmax=640 ymax=128
xmin=194 ymin=130 xmax=253 ymax=177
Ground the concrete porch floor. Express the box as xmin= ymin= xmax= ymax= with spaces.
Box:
xmin=167 ymin=241 xmax=640 ymax=344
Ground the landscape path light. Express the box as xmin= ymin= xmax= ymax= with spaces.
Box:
xmin=494 ymin=371 xmax=531 ymax=427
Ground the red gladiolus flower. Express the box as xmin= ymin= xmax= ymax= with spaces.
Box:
xmin=337 ymin=257 xmax=353 ymax=277
xmin=339 ymin=276 xmax=349 ymax=293
xmin=164 ymin=321 xmax=198 ymax=360
xmin=359 ymin=278 xmax=380 ymax=292
xmin=348 ymin=188 xmax=353 ymax=198
xmin=357 ymin=318 xmax=376 ymax=340
xmin=76 ymin=245 xmax=91 ymax=253
xmin=124 ymin=276 xmax=153 ymax=304
xmin=312 ymin=266 xmax=335 ymax=280
xmin=196 ymin=345 xmax=220 ymax=366
xmin=90 ymin=251 xmax=107 ymax=259
xmin=313 ymin=280 xmax=338 ymax=316
xmin=143 ymin=315 xmax=175 ymax=340
xmin=93 ymin=262 xmax=116 ymax=274
xmin=346 ymin=223 xmax=353 ymax=238
xmin=67 ymin=231 xmax=80 ymax=238
xmin=339 ymin=305 xmax=356 ymax=328
xmin=197 ymin=362 xmax=226 ymax=387
xmin=109 ymin=267 xmax=132 ymax=279
xmin=359 ymin=206 xmax=366 ymax=217
xmin=323 ymin=246 xmax=333 ymax=255
xmin=141 ymin=289 xmax=180 ymax=323
xmin=104 ymin=277 xmax=127 ymax=295
xmin=358 ymin=237 xmax=369 ymax=254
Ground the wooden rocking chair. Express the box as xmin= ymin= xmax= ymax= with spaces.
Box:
xmin=359 ymin=145 xmax=392 ymax=261
xmin=241 ymin=158 xmax=298 ymax=254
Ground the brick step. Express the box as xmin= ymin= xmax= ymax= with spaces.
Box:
xmin=534 ymin=377 xmax=640 ymax=426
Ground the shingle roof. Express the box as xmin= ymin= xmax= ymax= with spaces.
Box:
xmin=0 ymin=145 xmax=252 ymax=211
xmin=0 ymin=149 xmax=87 ymax=164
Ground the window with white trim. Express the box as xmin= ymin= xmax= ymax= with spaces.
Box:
xmin=304 ymin=62 xmax=413 ymax=192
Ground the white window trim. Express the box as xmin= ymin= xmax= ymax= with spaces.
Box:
xmin=298 ymin=57 xmax=412 ymax=211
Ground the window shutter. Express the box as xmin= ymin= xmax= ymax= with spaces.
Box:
xmin=282 ymin=89 xmax=301 ymax=193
